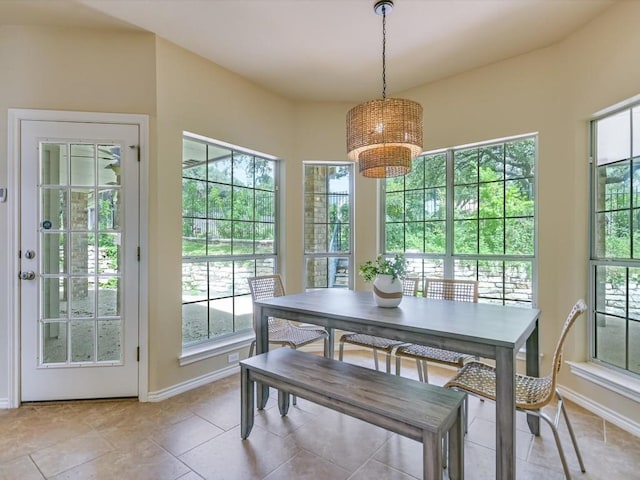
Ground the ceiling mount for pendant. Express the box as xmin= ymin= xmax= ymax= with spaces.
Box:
xmin=374 ymin=0 xmax=394 ymax=16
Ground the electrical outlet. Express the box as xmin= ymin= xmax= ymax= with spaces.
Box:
xmin=228 ymin=352 xmax=240 ymax=363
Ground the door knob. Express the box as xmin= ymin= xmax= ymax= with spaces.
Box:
xmin=19 ymin=271 xmax=36 ymax=280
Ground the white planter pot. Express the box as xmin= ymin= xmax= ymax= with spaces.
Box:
xmin=372 ymin=274 xmax=403 ymax=308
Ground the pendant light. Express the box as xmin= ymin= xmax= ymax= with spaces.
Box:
xmin=346 ymin=0 xmax=423 ymax=178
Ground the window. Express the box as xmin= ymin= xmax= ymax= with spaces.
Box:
xmin=182 ymin=133 xmax=278 ymax=348
xmin=303 ymin=163 xmax=353 ymax=289
xmin=590 ymin=105 xmax=640 ymax=375
xmin=384 ymin=136 xmax=536 ymax=304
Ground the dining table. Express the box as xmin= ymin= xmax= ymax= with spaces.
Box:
xmin=253 ymin=289 xmax=541 ymax=480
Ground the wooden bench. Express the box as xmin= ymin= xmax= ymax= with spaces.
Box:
xmin=240 ymin=348 xmax=466 ymax=480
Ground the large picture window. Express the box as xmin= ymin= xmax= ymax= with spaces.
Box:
xmin=303 ymin=163 xmax=353 ymax=289
xmin=182 ymin=133 xmax=278 ymax=348
xmin=384 ymin=136 xmax=536 ymax=304
xmin=591 ymin=105 xmax=640 ymax=375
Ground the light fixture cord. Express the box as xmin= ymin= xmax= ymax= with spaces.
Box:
xmin=382 ymin=4 xmax=387 ymax=99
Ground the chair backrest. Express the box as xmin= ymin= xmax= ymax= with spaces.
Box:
xmin=545 ymin=299 xmax=587 ymax=401
xmin=403 ymin=277 xmax=420 ymax=296
xmin=247 ymin=275 xmax=287 ymax=330
xmin=423 ymin=278 xmax=478 ymax=303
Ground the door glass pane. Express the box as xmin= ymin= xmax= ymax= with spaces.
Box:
xmin=69 ymin=189 xmax=94 ymax=229
xmin=41 ymin=188 xmax=67 ymax=230
xmin=98 ymin=233 xmax=120 ymax=274
xmin=98 ymin=145 xmax=121 ymax=186
xmin=42 ymin=321 xmax=67 ymax=363
xmin=37 ymin=138 xmax=127 ymax=368
xmin=70 ymin=277 xmax=95 ymax=318
xmin=98 ymin=189 xmax=120 ymax=231
xmin=98 ymin=320 xmax=121 ymax=361
xmin=98 ymin=277 xmax=120 ymax=317
xmin=69 ymin=233 xmax=94 ymax=274
xmin=41 ymin=144 xmax=68 ymax=186
xmin=41 ymin=277 xmax=67 ymax=319
xmin=70 ymin=144 xmax=95 ymax=186
xmin=70 ymin=320 xmax=94 ymax=362
xmin=42 ymin=233 xmax=67 ymax=274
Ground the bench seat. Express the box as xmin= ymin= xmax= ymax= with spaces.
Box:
xmin=240 ymin=348 xmax=466 ymax=480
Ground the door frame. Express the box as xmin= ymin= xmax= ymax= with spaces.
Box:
xmin=7 ymin=109 xmax=149 ymax=407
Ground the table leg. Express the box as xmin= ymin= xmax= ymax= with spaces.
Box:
xmin=255 ymin=305 xmax=270 ymax=409
xmin=240 ymin=365 xmax=254 ymax=439
xmin=448 ymin=404 xmax=464 ymax=480
xmin=495 ymin=346 xmax=516 ymax=480
xmin=526 ymin=320 xmax=540 ymax=435
xmin=325 ymin=328 xmax=335 ymax=359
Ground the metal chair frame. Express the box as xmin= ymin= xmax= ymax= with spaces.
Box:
xmin=338 ymin=277 xmax=419 ymax=373
xmin=395 ymin=278 xmax=478 ymax=382
xmin=445 ymin=300 xmax=588 ymax=479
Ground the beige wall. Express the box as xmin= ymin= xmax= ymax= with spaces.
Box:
xmin=0 ymin=26 xmax=157 ymax=401
xmin=1 ymin=0 xmax=639 ymax=428
xmin=151 ymin=38 xmax=295 ymax=391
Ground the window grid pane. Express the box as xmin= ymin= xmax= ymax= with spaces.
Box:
xmin=182 ymin=135 xmax=277 ymax=346
xmin=303 ymin=164 xmax=353 ymax=289
xmin=384 ymin=136 xmax=536 ymax=306
xmin=591 ymin=101 xmax=640 ymax=376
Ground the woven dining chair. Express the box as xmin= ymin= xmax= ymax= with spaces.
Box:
xmin=445 ymin=299 xmax=588 ymax=479
xmin=338 ymin=277 xmax=419 ymax=373
xmin=247 ymin=275 xmax=329 ymax=357
xmin=395 ymin=278 xmax=478 ymax=382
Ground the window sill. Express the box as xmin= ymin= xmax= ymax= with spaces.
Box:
xmin=179 ymin=333 xmax=254 ymax=367
xmin=566 ymin=361 xmax=640 ymax=402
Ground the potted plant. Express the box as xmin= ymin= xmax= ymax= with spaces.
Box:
xmin=359 ymin=254 xmax=408 ymax=307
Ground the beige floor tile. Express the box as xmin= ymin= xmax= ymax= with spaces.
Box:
xmin=289 ymin=408 xmax=392 ymax=473
xmin=465 ymin=417 xmax=533 ymax=460
xmin=0 ymin=455 xmax=45 ymax=480
xmin=263 ymin=449 xmax=351 ymax=480
xmin=30 ymin=431 xmax=112 ymax=477
xmin=179 ymin=425 xmax=298 ymax=480
xmin=349 ymin=458 xmax=418 ymax=480
xmin=153 ymin=414 xmax=225 ymax=456
xmin=49 ymin=439 xmax=190 ymax=480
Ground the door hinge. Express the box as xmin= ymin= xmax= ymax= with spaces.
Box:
xmin=137 ymin=246 xmax=140 ymax=261
xmin=129 ymin=144 xmax=140 ymax=162
xmin=137 ymin=346 xmax=140 ymax=362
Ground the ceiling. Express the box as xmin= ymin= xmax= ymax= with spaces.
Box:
xmin=1 ymin=0 xmax=615 ymax=102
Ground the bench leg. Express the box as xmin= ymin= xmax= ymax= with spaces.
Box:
xmin=278 ymin=390 xmax=290 ymax=416
xmin=423 ymin=431 xmax=442 ymax=480
xmin=240 ymin=365 xmax=254 ymax=439
xmin=448 ymin=405 xmax=465 ymax=480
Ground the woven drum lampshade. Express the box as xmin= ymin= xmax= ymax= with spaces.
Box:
xmin=346 ymin=97 xmax=423 ymax=178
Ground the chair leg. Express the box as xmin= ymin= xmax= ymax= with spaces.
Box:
xmin=422 ymin=360 xmax=429 ymax=382
xmin=395 ymin=355 xmax=402 ymax=376
xmin=538 ymin=410 xmax=573 ymax=479
xmin=557 ymin=392 xmax=586 ymax=473
xmin=249 ymin=339 xmax=256 ymax=357
xmin=338 ymin=340 xmax=345 ymax=361
xmin=416 ymin=359 xmax=424 ymax=382
xmin=385 ymin=352 xmax=392 ymax=374
xmin=373 ymin=349 xmax=380 ymax=371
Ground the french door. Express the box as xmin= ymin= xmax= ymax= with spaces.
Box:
xmin=20 ymin=120 xmax=140 ymax=401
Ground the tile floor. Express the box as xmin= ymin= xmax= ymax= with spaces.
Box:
xmin=1 ymin=351 xmax=639 ymax=479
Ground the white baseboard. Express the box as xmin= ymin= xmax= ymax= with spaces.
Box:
xmin=0 ymin=398 xmax=9 ymax=409
xmin=146 ymin=364 xmax=239 ymax=402
xmin=558 ymin=384 xmax=640 ymax=438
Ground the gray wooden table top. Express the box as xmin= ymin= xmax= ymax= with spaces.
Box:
xmin=255 ymin=289 xmax=540 ymax=351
